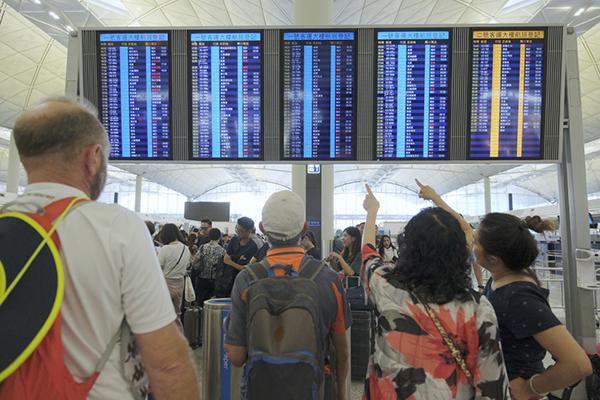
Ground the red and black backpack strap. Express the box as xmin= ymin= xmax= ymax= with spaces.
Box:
xmin=27 ymin=197 xmax=89 ymax=249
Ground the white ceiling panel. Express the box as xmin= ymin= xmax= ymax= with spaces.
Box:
xmin=223 ymin=0 xmax=265 ymax=25
xmin=1 ymin=0 xmax=600 ymax=202
xmin=261 ymin=0 xmax=293 ymax=25
xmin=427 ymin=3 xmax=468 ymax=24
xmin=189 ymin=0 xmax=232 ymax=25
xmin=334 ymin=0 xmax=363 ymax=25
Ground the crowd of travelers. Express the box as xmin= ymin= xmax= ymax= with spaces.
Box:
xmin=1 ymin=96 xmax=598 ymax=400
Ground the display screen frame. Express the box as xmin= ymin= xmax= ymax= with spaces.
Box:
xmin=467 ymin=26 xmax=548 ymax=161
xmin=372 ymin=28 xmax=453 ymax=161
xmin=187 ymin=29 xmax=265 ymax=161
xmin=279 ymin=29 xmax=359 ymax=161
xmin=96 ymin=30 xmax=174 ymax=161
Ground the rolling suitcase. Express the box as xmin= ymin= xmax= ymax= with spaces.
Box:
xmin=350 ymin=309 xmax=372 ymax=380
xmin=183 ymin=305 xmax=202 ymax=348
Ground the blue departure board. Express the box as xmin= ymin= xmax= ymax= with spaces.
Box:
xmin=98 ymin=32 xmax=171 ymax=159
xmin=281 ymin=31 xmax=356 ymax=160
xmin=375 ymin=30 xmax=451 ymax=160
xmin=189 ymin=32 xmax=262 ymax=160
xmin=469 ymin=30 xmax=545 ymax=159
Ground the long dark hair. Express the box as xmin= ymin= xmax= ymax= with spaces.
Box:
xmin=477 ymin=213 xmax=556 ymax=283
xmin=159 ymin=223 xmax=185 ymax=245
xmin=389 ymin=207 xmax=472 ymax=304
xmin=377 ymin=234 xmax=395 ymax=257
xmin=341 ymin=226 xmax=361 ymax=265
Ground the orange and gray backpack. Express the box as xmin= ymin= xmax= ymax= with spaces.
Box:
xmin=243 ymin=256 xmax=325 ymax=400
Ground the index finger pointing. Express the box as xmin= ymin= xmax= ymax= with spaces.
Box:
xmin=365 ymin=183 xmax=374 ymax=195
xmin=415 ymin=178 xmax=424 ymax=189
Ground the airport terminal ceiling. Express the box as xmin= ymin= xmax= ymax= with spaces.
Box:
xmin=2 ymin=0 xmax=600 ymax=201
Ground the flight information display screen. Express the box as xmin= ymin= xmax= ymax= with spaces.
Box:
xmin=375 ymin=30 xmax=451 ymax=159
xmin=98 ymin=32 xmax=171 ymax=159
xmin=469 ymin=29 xmax=546 ymax=159
xmin=281 ymin=31 xmax=356 ymax=160
xmin=189 ymin=32 xmax=262 ymax=160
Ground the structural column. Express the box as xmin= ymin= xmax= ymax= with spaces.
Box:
xmin=7 ymin=132 xmax=21 ymax=193
xmin=291 ymin=165 xmax=306 ymax=204
xmin=483 ymin=176 xmax=491 ymax=214
xmin=293 ymin=0 xmax=335 ymax=252
xmin=134 ymin=175 xmax=142 ymax=213
xmin=292 ymin=3 xmax=348 ymax=399
xmin=557 ymin=28 xmax=596 ymax=354
xmin=320 ymin=165 xmax=334 ymax=253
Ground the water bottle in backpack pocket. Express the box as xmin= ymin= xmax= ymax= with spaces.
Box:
xmin=243 ymin=258 xmax=324 ymax=400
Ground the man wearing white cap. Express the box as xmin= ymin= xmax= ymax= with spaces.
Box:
xmin=225 ymin=190 xmax=350 ymax=400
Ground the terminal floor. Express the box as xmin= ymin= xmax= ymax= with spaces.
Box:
xmin=191 ymin=347 xmax=365 ymax=399
xmin=190 ymin=290 xmax=600 ymax=400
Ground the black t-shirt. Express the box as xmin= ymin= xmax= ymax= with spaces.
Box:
xmin=306 ymin=247 xmax=321 ymax=260
xmin=196 ymin=235 xmax=210 ymax=247
xmin=254 ymin=242 xmax=270 ymax=262
xmin=227 ymin=235 xmax=258 ymax=266
xmin=485 ymin=280 xmax=561 ymax=380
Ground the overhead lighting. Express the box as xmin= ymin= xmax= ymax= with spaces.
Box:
xmin=65 ymin=25 xmax=75 ymax=33
xmin=574 ymin=7 xmax=586 ymax=17
xmin=49 ymin=11 xmax=59 ymax=20
xmin=501 ymin=0 xmax=540 ymax=14
xmin=32 ymin=0 xmax=41 ymax=4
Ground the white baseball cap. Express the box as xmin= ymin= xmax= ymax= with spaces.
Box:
xmin=261 ymin=190 xmax=305 ymax=241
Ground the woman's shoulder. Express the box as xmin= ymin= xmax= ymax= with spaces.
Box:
xmin=493 ymin=281 xmax=549 ymax=302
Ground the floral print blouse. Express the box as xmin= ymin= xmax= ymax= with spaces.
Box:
xmin=360 ymin=244 xmax=510 ymax=400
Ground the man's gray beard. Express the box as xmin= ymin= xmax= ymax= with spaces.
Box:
xmin=89 ymin=158 xmax=107 ymax=200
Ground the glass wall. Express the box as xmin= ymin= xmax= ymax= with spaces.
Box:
xmin=197 ymin=182 xmax=290 ymax=224
xmin=444 ymin=182 xmax=551 ymax=217
xmin=333 ymin=180 xmax=552 ymax=232
xmin=96 ymin=166 xmax=188 ymax=217
xmin=334 ymin=182 xmax=423 ymax=231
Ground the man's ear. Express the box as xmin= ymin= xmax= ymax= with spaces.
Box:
xmin=300 ymin=222 xmax=308 ymax=236
xmin=486 ymin=254 xmax=501 ymax=266
xmin=81 ymin=144 xmax=102 ymax=178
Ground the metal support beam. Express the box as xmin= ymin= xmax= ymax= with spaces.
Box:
xmin=484 ymin=176 xmax=491 ymax=214
xmin=7 ymin=132 xmax=21 ymax=193
xmin=291 ymin=165 xmax=306 ymax=204
xmin=65 ymin=32 xmax=80 ymax=97
xmin=557 ymin=28 xmax=596 ymax=353
xmin=321 ymin=165 xmax=334 ymax=253
xmin=135 ymin=175 xmax=142 ymax=213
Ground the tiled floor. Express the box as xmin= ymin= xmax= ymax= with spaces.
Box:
xmin=192 ymin=347 xmax=365 ymax=399
xmin=191 ymin=295 xmax=599 ymax=400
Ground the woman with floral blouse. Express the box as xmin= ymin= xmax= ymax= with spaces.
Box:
xmin=360 ymin=184 xmax=509 ymax=400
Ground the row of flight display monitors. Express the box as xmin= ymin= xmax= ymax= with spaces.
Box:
xmin=91 ymin=28 xmax=560 ymax=161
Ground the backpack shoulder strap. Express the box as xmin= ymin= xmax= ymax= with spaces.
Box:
xmin=298 ymin=256 xmax=324 ymax=281
xmin=95 ymin=318 xmax=123 ymax=373
xmin=246 ymin=260 xmax=269 ymax=282
xmin=42 ymin=197 xmax=89 ymax=223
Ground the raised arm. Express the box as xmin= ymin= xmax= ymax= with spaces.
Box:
xmin=415 ymin=179 xmax=474 ymax=248
xmin=362 ymin=184 xmax=379 ymax=247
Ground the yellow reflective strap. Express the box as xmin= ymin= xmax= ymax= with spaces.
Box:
xmin=0 ymin=260 xmax=6 ymax=297
xmin=0 ymin=197 xmax=84 ymax=307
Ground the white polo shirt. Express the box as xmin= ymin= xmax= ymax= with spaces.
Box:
xmin=11 ymin=183 xmax=176 ymax=400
